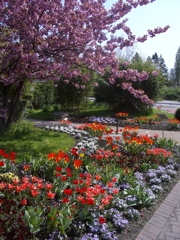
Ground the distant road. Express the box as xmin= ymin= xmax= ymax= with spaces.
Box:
xmin=154 ymin=100 xmax=180 ymax=113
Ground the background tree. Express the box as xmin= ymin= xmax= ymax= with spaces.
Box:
xmin=95 ymin=52 xmax=165 ymax=111
xmin=31 ymin=81 xmax=55 ymax=110
xmin=174 ymin=46 xmax=180 ymax=85
xmin=167 ymin=68 xmax=176 ymax=87
xmin=0 ymin=0 xmax=169 ymax=129
xmin=151 ymin=53 xmax=168 ymax=81
xmin=55 ymin=75 xmax=94 ymax=110
xmin=95 ymin=53 xmax=165 ymax=111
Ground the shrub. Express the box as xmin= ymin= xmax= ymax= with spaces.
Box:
xmin=53 ymin=104 xmax=61 ymax=111
xmin=42 ymin=105 xmax=54 ymax=112
xmin=94 ymin=56 xmax=165 ymax=111
xmin=163 ymin=87 xmax=180 ymax=101
xmin=55 ymin=76 xmax=93 ymax=109
xmin=32 ymin=81 xmax=55 ymax=109
xmin=175 ymin=108 xmax=180 ymax=121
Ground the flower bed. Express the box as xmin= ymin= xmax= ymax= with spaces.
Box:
xmin=87 ymin=115 xmax=180 ymax=131
xmin=0 ymin=121 xmax=180 ymax=239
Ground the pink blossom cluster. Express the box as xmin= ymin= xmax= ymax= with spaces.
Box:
xmin=0 ymin=0 xmax=169 ymax=126
xmin=122 ymin=82 xmax=154 ymax=104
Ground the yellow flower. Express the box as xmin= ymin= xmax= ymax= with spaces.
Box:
xmin=0 ymin=172 xmax=19 ymax=181
xmin=79 ymin=153 xmax=85 ymax=158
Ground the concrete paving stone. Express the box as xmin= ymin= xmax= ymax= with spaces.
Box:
xmin=148 ymin=216 xmax=167 ymax=227
xmin=172 ymin=225 xmax=180 ymax=233
xmin=158 ymin=233 xmax=167 ymax=240
xmin=165 ymin=232 xmax=180 ymax=239
xmin=155 ymin=209 xmax=173 ymax=219
xmin=171 ymin=221 xmax=180 ymax=227
xmin=158 ymin=204 xmax=175 ymax=213
xmin=163 ymin=200 xmax=179 ymax=207
xmin=165 ymin=237 xmax=176 ymax=240
xmin=140 ymin=229 xmax=158 ymax=240
xmin=135 ymin=233 xmax=153 ymax=240
xmin=148 ymin=219 xmax=166 ymax=229
xmin=166 ymin=194 xmax=180 ymax=201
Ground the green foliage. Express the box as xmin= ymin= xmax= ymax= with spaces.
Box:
xmin=55 ymin=76 xmax=93 ymax=109
xmin=95 ymin=54 xmax=165 ymax=111
xmin=42 ymin=105 xmax=54 ymax=112
xmin=24 ymin=206 xmax=44 ymax=235
xmin=175 ymin=108 xmax=180 ymax=121
xmin=126 ymin=185 xmax=154 ymax=208
xmin=32 ymin=81 xmax=55 ymax=109
xmin=163 ymin=87 xmax=180 ymax=101
xmin=151 ymin=53 xmax=168 ymax=81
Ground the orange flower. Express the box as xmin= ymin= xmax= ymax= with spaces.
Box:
xmin=116 ymin=112 xmax=128 ymax=117
xmin=21 ymin=199 xmax=27 ymax=205
xmin=112 ymin=145 xmax=118 ymax=150
xmin=113 ymin=189 xmax=119 ymax=194
xmin=73 ymin=159 xmax=82 ymax=169
xmin=47 ymin=153 xmax=56 ymax=160
xmin=23 ymin=165 xmax=30 ymax=171
xmin=95 ymin=175 xmax=101 ymax=180
xmin=31 ymin=189 xmax=40 ymax=197
xmin=46 ymin=183 xmax=53 ymax=190
xmin=47 ymin=191 xmax=56 ymax=199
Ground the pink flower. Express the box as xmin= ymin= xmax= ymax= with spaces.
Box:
xmin=152 ymin=71 xmax=158 ymax=76
xmin=93 ymin=82 xmax=98 ymax=87
xmin=156 ymin=105 xmax=162 ymax=109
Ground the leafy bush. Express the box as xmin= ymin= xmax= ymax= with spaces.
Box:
xmin=163 ymin=87 xmax=180 ymax=101
xmin=175 ymin=108 xmax=180 ymax=121
xmin=53 ymin=104 xmax=61 ymax=111
xmin=55 ymin=76 xmax=93 ymax=109
xmin=42 ymin=105 xmax=54 ymax=112
xmin=32 ymin=81 xmax=55 ymax=109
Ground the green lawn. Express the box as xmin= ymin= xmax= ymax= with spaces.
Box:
xmin=27 ymin=105 xmax=175 ymax=121
xmin=0 ymin=121 xmax=75 ymax=162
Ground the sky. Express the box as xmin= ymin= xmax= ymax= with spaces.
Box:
xmin=105 ymin=0 xmax=180 ymax=71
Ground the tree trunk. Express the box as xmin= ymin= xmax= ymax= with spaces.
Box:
xmin=0 ymin=81 xmax=24 ymax=131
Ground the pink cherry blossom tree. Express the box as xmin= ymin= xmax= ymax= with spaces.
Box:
xmin=0 ymin=0 xmax=169 ymax=129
